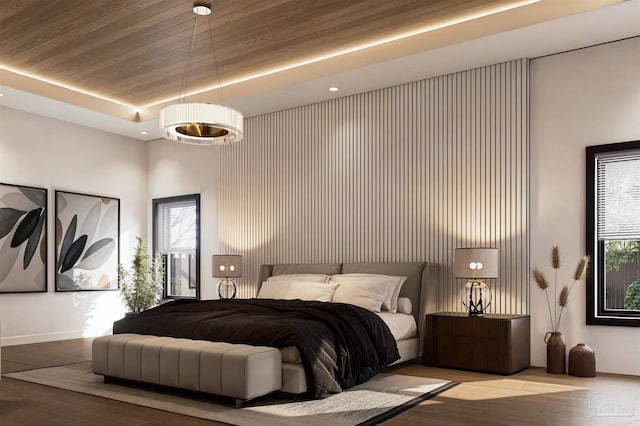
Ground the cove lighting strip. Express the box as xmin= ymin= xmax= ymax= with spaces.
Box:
xmin=1 ymin=0 xmax=540 ymax=112
xmin=0 ymin=65 xmax=137 ymax=110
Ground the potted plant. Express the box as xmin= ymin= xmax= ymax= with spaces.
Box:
xmin=118 ymin=237 xmax=164 ymax=315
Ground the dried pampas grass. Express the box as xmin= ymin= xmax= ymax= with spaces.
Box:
xmin=532 ymin=246 xmax=590 ymax=333
xmin=559 ymin=286 xmax=570 ymax=307
xmin=574 ymin=256 xmax=589 ymax=281
xmin=552 ymin=245 xmax=560 ymax=269
xmin=532 ymin=267 xmax=549 ymax=290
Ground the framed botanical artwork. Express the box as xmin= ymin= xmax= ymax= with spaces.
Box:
xmin=55 ymin=190 xmax=120 ymax=291
xmin=0 ymin=182 xmax=48 ymax=293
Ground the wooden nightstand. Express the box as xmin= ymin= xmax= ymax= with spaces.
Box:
xmin=423 ymin=312 xmax=530 ymax=374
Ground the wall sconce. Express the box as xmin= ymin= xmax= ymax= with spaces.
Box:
xmin=454 ymin=248 xmax=498 ymax=316
xmin=212 ymin=255 xmax=242 ymax=299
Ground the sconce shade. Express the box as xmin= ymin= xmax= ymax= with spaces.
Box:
xmin=212 ymin=255 xmax=242 ymax=278
xmin=454 ymin=248 xmax=499 ymax=279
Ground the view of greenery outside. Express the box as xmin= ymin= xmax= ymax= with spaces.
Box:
xmin=625 ymin=279 xmax=640 ymax=310
xmin=605 ymin=240 xmax=640 ymax=310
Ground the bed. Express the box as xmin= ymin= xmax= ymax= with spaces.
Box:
xmin=112 ymin=261 xmax=438 ymax=399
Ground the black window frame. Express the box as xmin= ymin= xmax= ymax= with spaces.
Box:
xmin=152 ymin=194 xmax=201 ymax=300
xmin=586 ymin=140 xmax=640 ymax=327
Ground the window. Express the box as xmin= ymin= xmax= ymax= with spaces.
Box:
xmin=586 ymin=141 xmax=640 ymax=326
xmin=153 ymin=194 xmax=200 ymax=299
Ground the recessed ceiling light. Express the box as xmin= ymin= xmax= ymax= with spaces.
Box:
xmin=329 ymin=86 xmax=339 ymax=92
xmin=140 ymin=130 xmax=149 ymax=135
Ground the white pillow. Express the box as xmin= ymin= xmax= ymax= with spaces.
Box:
xmin=257 ymin=281 xmax=290 ymax=299
xmin=258 ymin=280 xmax=338 ymax=301
xmin=286 ymin=281 xmax=339 ymax=302
xmin=396 ymin=297 xmax=412 ymax=315
xmin=330 ymin=274 xmax=407 ymax=313
xmin=330 ymin=279 xmax=389 ymax=312
xmin=266 ymin=274 xmax=329 ymax=283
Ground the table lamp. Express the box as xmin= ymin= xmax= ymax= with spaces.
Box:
xmin=212 ymin=255 xmax=242 ymax=299
xmin=454 ymin=248 xmax=498 ymax=316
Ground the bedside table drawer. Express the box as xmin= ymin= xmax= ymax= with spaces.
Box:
xmin=435 ymin=316 xmax=506 ymax=339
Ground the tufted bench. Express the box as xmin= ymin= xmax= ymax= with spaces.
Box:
xmin=92 ymin=334 xmax=282 ymax=408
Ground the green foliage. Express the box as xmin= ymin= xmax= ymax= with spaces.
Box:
xmin=605 ymin=240 xmax=640 ymax=272
xmin=624 ymin=279 xmax=640 ymax=311
xmin=118 ymin=237 xmax=164 ymax=313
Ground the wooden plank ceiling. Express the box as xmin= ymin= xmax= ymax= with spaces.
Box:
xmin=0 ymin=0 xmax=514 ymax=107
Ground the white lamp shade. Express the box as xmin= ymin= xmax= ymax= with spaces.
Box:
xmin=159 ymin=103 xmax=244 ymax=145
xmin=454 ymin=248 xmax=498 ymax=279
xmin=212 ymin=255 xmax=242 ymax=278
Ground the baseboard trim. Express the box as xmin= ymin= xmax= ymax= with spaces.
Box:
xmin=1 ymin=330 xmax=90 ymax=347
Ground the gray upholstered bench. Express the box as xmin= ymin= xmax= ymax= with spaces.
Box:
xmin=92 ymin=333 xmax=282 ymax=408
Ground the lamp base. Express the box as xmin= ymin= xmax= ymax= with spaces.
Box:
xmin=217 ymin=278 xmax=237 ymax=299
xmin=461 ymin=280 xmax=492 ymax=317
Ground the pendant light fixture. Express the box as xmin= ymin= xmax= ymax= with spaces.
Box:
xmin=159 ymin=3 xmax=243 ymax=145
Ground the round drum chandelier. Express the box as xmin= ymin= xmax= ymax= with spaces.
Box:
xmin=159 ymin=3 xmax=243 ymax=146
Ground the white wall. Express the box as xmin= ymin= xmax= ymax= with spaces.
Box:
xmin=0 ymin=106 xmax=147 ymax=345
xmin=530 ymin=37 xmax=640 ymax=375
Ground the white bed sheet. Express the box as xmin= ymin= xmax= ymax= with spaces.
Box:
xmin=279 ymin=312 xmax=417 ymax=363
xmin=376 ymin=312 xmax=417 ymax=340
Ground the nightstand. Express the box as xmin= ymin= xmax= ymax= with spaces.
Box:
xmin=423 ymin=312 xmax=530 ymax=374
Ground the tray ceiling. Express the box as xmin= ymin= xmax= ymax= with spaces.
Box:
xmin=0 ymin=0 xmax=635 ymax=140
xmin=1 ymin=0 xmax=517 ymax=106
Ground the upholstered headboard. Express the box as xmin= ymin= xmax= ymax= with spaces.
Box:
xmin=258 ymin=262 xmax=439 ymax=349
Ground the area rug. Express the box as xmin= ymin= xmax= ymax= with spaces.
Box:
xmin=4 ymin=362 xmax=455 ymax=425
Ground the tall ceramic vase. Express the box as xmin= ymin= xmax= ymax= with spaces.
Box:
xmin=544 ymin=332 xmax=566 ymax=374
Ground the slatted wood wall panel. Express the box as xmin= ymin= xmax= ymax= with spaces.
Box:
xmin=215 ymin=58 xmax=529 ymax=314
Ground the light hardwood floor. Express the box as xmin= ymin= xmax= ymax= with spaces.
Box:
xmin=1 ymin=338 xmax=639 ymax=425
